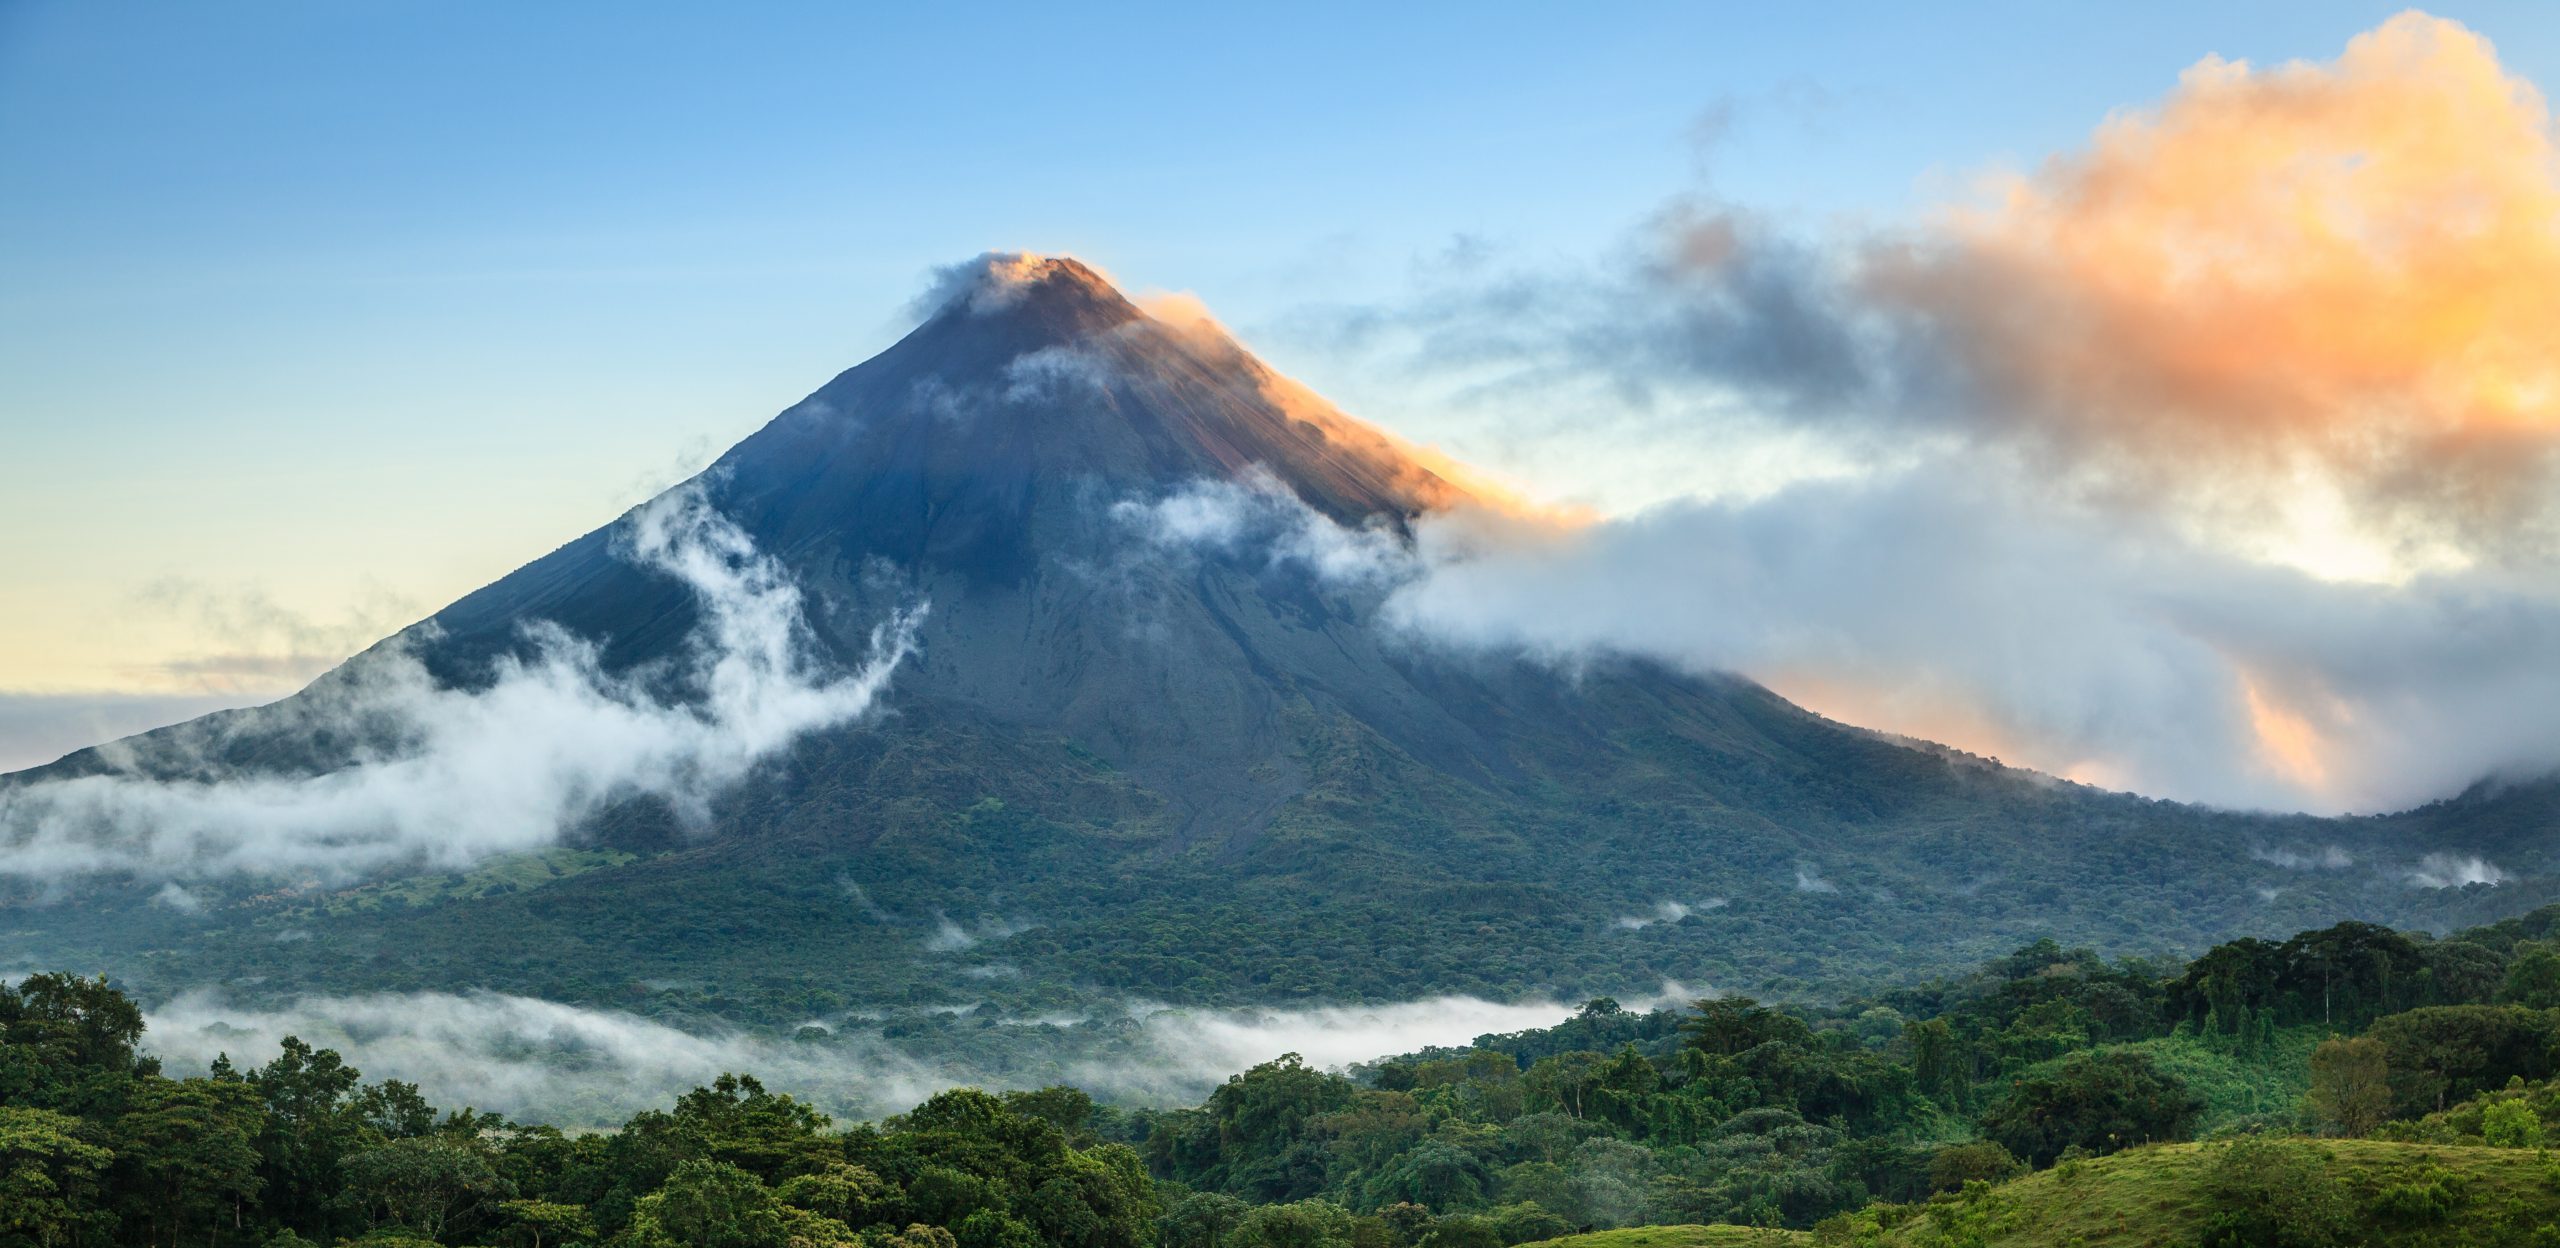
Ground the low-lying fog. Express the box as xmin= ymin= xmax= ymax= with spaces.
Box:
xmin=143 ymin=983 xmax=1696 ymax=1127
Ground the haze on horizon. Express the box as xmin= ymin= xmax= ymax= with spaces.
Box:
xmin=8 ymin=4 xmax=2560 ymax=816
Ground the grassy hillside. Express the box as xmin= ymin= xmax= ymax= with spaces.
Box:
xmin=1834 ymin=1139 xmax=2560 ymax=1246
xmin=1520 ymin=1228 xmax=1808 ymax=1248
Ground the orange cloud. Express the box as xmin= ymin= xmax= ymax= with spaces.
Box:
xmin=1865 ymin=11 xmax=2560 ymax=553
xmin=2239 ymin=674 xmax=2333 ymax=791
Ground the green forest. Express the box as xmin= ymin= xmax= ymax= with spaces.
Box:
xmin=22 ymin=905 xmax=2560 ymax=1247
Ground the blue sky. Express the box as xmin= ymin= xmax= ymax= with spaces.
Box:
xmin=7 ymin=3 xmax=2560 ymax=799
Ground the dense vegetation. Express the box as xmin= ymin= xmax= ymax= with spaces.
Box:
xmin=15 ymin=752 xmax=2555 ymax=1040
xmin=21 ymin=903 xmax=2560 ymax=1247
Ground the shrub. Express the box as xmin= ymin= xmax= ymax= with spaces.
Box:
xmin=2194 ymin=1137 xmax=2351 ymax=1248
xmin=2367 ymin=1165 xmax=2467 ymax=1226
xmin=2484 ymin=1097 xmax=2545 ymax=1148
xmin=1926 ymin=1141 xmax=2023 ymax=1192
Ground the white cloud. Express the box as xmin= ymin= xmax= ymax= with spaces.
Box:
xmin=145 ymin=989 xmax=952 ymax=1127
xmin=1114 ymin=468 xmax=1414 ymax=588
xmin=907 ymin=252 xmax=1060 ymax=318
xmin=2253 ymin=845 xmax=2354 ymax=870
xmin=922 ymin=912 xmax=1036 ymax=954
xmin=0 ymin=486 xmax=924 ymax=883
xmin=1377 ymin=466 xmax=2560 ymax=814
xmin=1002 ymin=346 xmax=1115 ymax=404
xmin=141 ymin=981 xmax=1701 ymax=1127
xmin=1075 ymin=981 xmax=1699 ymax=1102
xmin=2410 ymin=853 xmax=2506 ymax=889
xmin=1613 ymin=898 xmax=1725 ymax=930
xmin=1793 ymin=865 xmax=1838 ymax=894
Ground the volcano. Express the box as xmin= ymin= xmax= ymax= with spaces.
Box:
xmin=7 ymin=254 xmax=2555 ymax=1021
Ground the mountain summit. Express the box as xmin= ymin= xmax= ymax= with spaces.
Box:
xmin=7 ymin=254 xmax=2553 ymax=1021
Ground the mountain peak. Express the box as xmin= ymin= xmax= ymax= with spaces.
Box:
xmin=917 ymin=252 xmax=1142 ymax=337
xmin=724 ymin=251 xmax=1485 ymax=545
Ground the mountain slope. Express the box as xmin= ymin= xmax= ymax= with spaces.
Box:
xmin=3 ymin=255 xmax=2555 ymax=1024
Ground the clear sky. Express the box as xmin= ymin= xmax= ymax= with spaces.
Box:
xmin=7 ymin=3 xmax=2560 ymax=800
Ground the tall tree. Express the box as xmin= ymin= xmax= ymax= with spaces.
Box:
xmin=2305 ymin=1036 xmax=2390 ymax=1137
xmin=0 ymin=1105 xmax=116 ymax=1248
xmin=113 ymin=1079 xmax=263 ymax=1248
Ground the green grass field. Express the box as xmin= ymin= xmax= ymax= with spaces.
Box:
xmin=1855 ymin=1138 xmax=2560 ymax=1246
xmin=1519 ymin=1226 xmax=1810 ymax=1248
xmin=1530 ymin=1138 xmax=2560 ymax=1248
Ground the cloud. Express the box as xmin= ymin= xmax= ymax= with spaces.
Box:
xmin=908 ymin=252 xmax=1106 ymax=320
xmin=144 ymin=989 xmax=955 ymax=1127
xmin=1001 ymin=345 xmax=1115 ymax=404
xmin=1437 ymin=12 xmax=2560 ymax=575
xmin=1792 ymin=866 xmax=1838 ymax=894
xmin=1073 ymin=982 xmax=1698 ymax=1103
xmin=1379 ymin=465 xmax=2560 ymax=813
xmin=1114 ymin=468 xmax=1413 ymax=588
xmin=922 ymin=912 xmax=1035 ymax=954
xmin=139 ymin=983 xmax=1696 ymax=1127
xmin=2410 ymin=852 xmax=2506 ymax=889
xmin=2252 ymin=845 xmax=2355 ymax=870
xmin=1863 ymin=13 xmax=2560 ymax=553
xmin=0 ymin=485 xmax=924 ymax=883
xmin=1613 ymin=898 xmax=1724 ymax=930
xmin=1107 ymin=459 xmax=2515 ymax=810
xmin=1258 ymin=13 xmax=2560 ymax=814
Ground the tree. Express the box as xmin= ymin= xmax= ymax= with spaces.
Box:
xmin=246 ymin=1036 xmax=367 ymax=1237
xmin=668 ymin=1073 xmax=835 ymax=1182
xmin=1000 ymin=1087 xmax=1097 ymax=1137
xmin=2278 ymin=923 xmax=2426 ymax=1030
xmin=873 ymin=1226 xmax=961 ymax=1248
xmin=1583 ymin=1047 xmax=1660 ymax=1136
xmin=495 ymin=1198 xmax=595 ymax=1248
xmin=1186 ymin=1057 xmax=1357 ymax=1201
xmin=775 ymin=1161 xmax=896 ymax=1229
xmin=0 ymin=1105 xmax=116 ymax=1248
xmin=1360 ymin=1140 xmax=1488 ymax=1213
xmin=627 ymin=1158 xmax=802 ymax=1248
xmin=1904 ymin=1019 xmax=1968 ymax=1108
xmin=343 ymin=1135 xmax=514 ymax=1242
xmin=1158 ymin=1191 xmax=1251 ymax=1248
xmin=1519 ymin=1054 xmax=1606 ymax=1122
xmin=1417 ymin=1214 xmax=1501 ymax=1248
xmin=2305 ymin=1036 xmax=2390 ymax=1137
xmin=1682 ymin=998 xmax=1811 ymax=1058
xmin=1227 ymin=1199 xmax=1355 ymax=1248
xmin=1925 ymin=1141 xmax=2021 ymax=1192
xmin=1978 ymin=1051 xmax=2201 ymax=1166
xmin=0 ymin=974 xmax=155 ymax=1118
xmin=2365 ymin=1005 xmax=2560 ymax=1115
xmin=1487 ymin=1202 xmax=1570 ymax=1245
xmin=113 ymin=1078 xmax=264 ymax=1248
xmin=2500 ymin=942 xmax=2560 ymax=1009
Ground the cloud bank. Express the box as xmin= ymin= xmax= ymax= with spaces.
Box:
xmin=1270 ymin=12 xmax=2560 ymax=814
xmin=1382 ymin=470 xmax=2560 ymax=812
xmin=0 ymin=486 xmax=923 ymax=883
xmin=141 ymin=984 xmax=1692 ymax=1126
